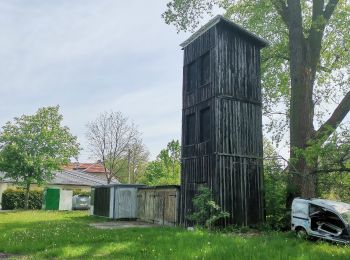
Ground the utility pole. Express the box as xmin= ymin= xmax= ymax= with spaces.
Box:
xmin=127 ymin=149 xmax=131 ymax=184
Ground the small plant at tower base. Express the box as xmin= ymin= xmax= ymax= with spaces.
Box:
xmin=187 ymin=185 xmax=229 ymax=229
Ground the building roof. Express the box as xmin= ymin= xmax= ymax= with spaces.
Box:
xmin=0 ymin=169 xmax=119 ymax=187
xmin=92 ymin=184 xmax=146 ymax=188
xmin=180 ymin=15 xmax=269 ymax=49
xmin=63 ymin=162 xmax=106 ymax=174
xmin=51 ymin=170 xmax=119 ymax=186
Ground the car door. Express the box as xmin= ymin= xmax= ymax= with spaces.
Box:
xmin=292 ymin=200 xmax=310 ymax=231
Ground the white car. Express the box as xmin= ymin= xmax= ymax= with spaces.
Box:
xmin=72 ymin=195 xmax=91 ymax=210
xmin=291 ymin=198 xmax=350 ymax=243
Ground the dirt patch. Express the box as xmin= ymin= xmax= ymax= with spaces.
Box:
xmin=222 ymin=230 xmax=263 ymax=238
xmin=90 ymin=220 xmax=158 ymax=229
xmin=0 ymin=252 xmax=22 ymax=259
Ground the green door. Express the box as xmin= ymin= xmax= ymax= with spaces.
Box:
xmin=45 ymin=188 xmax=60 ymax=210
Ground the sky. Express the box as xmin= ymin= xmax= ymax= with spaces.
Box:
xmin=4 ymin=1 xmax=336 ymax=163
xmin=0 ymin=0 xmax=193 ymax=162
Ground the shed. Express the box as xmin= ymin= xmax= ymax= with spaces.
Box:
xmin=180 ymin=15 xmax=268 ymax=226
xmin=42 ymin=188 xmax=73 ymax=210
xmin=137 ymin=185 xmax=180 ymax=226
xmin=91 ymin=184 xmax=145 ymax=219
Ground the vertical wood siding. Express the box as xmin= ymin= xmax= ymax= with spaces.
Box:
xmin=180 ymin=21 xmax=265 ymax=226
xmin=137 ymin=186 xmax=180 ymax=226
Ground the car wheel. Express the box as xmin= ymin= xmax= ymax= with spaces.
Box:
xmin=296 ymin=227 xmax=308 ymax=240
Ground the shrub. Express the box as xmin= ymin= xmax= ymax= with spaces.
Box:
xmin=264 ymin=159 xmax=289 ymax=230
xmin=187 ymin=186 xmax=229 ymax=229
xmin=1 ymin=189 xmax=43 ymax=210
xmin=72 ymin=189 xmax=91 ymax=197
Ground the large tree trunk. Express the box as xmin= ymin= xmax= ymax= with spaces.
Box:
xmin=286 ymin=0 xmax=317 ymax=206
xmin=24 ymin=182 xmax=30 ymax=210
xmin=273 ymin=0 xmax=346 ymax=208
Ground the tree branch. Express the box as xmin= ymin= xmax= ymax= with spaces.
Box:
xmin=308 ymin=0 xmax=339 ymax=76
xmin=261 ymin=53 xmax=290 ymax=63
xmin=314 ymin=168 xmax=350 ymax=174
xmin=312 ymin=0 xmax=325 ymax=20
xmin=324 ymin=0 xmax=339 ymax=21
xmin=272 ymin=0 xmax=289 ymax=27
xmin=313 ymin=91 xmax=350 ymax=141
xmin=308 ymin=0 xmax=325 ymax=75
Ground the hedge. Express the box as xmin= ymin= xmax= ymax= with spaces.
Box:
xmin=1 ymin=189 xmax=43 ymax=210
xmin=72 ymin=189 xmax=91 ymax=197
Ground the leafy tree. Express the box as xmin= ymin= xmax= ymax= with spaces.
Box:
xmin=141 ymin=140 xmax=181 ymax=185
xmin=127 ymin=139 xmax=150 ymax=183
xmin=140 ymin=160 xmax=166 ymax=185
xmin=317 ymin=129 xmax=350 ymax=201
xmin=163 ymin=0 xmax=350 ymax=202
xmin=263 ymin=139 xmax=289 ymax=229
xmin=86 ymin=111 xmax=139 ymax=184
xmin=108 ymin=140 xmax=149 ymax=184
xmin=318 ymin=171 xmax=350 ymax=202
xmin=158 ymin=140 xmax=181 ymax=180
xmin=0 ymin=106 xmax=80 ymax=209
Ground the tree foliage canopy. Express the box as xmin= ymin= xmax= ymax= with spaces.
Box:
xmin=141 ymin=140 xmax=181 ymax=185
xmin=0 ymin=106 xmax=80 ymax=208
xmin=108 ymin=140 xmax=149 ymax=184
xmin=163 ymin=0 xmax=350 ymax=198
xmin=164 ymin=0 xmax=350 ymax=142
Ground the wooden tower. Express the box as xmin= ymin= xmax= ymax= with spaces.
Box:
xmin=180 ymin=15 xmax=268 ymax=226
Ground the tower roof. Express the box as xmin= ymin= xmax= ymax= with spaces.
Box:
xmin=180 ymin=15 xmax=269 ymax=49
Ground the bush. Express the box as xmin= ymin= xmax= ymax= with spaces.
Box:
xmin=187 ymin=186 xmax=229 ymax=229
xmin=72 ymin=189 xmax=91 ymax=196
xmin=264 ymin=159 xmax=289 ymax=230
xmin=1 ymin=189 xmax=43 ymax=210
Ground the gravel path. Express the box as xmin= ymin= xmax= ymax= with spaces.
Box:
xmin=90 ymin=220 xmax=158 ymax=229
xmin=0 ymin=253 xmax=22 ymax=259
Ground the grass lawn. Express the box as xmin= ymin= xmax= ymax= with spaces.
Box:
xmin=0 ymin=211 xmax=349 ymax=259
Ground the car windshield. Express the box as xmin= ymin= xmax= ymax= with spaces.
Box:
xmin=341 ymin=211 xmax=350 ymax=223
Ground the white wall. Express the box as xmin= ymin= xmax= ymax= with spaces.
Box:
xmin=0 ymin=183 xmax=91 ymax=210
xmin=0 ymin=183 xmax=9 ymax=209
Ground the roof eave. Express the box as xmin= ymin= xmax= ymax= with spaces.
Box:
xmin=180 ymin=15 xmax=269 ymax=49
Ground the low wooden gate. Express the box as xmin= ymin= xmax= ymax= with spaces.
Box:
xmin=137 ymin=186 xmax=180 ymax=226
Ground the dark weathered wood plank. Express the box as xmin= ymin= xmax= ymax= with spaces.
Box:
xmin=180 ymin=19 xmax=266 ymax=226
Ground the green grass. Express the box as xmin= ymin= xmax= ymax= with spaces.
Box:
xmin=0 ymin=211 xmax=349 ymax=259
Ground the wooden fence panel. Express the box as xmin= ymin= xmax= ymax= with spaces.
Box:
xmin=137 ymin=186 xmax=180 ymax=226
